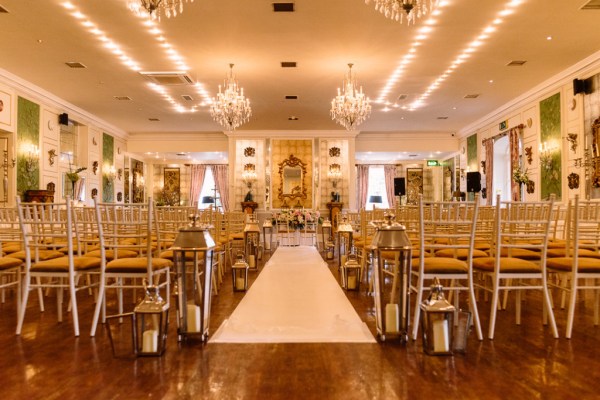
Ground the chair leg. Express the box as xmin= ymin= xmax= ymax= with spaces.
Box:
xmin=565 ymin=275 xmax=578 ymax=339
xmin=468 ymin=280 xmax=483 ymax=341
xmin=16 ymin=276 xmax=31 ymax=335
xmin=90 ymin=277 xmax=105 ymax=336
xmin=488 ymin=282 xmax=500 ymax=340
xmin=542 ymin=277 xmax=559 ymax=339
xmin=69 ymin=274 xmax=80 ymax=337
xmin=37 ymin=277 xmax=45 ymax=312
xmin=411 ymin=280 xmax=424 ymax=341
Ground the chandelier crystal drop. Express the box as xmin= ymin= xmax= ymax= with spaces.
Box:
xmin=210 ymin=64 xmax=252 ymax=131
xmin=129 ymin=0 xmax=194 ymax=21
xmin=365 ymin=0 xmax=439 ymax=25
xmin=330 ymin=63 xmax=371 ymax=131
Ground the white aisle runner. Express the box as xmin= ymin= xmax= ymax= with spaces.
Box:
xmin=210 ymin=246 xmax=375 ymax=343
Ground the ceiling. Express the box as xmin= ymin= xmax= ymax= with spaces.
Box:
xmin=1 ymin=0 xmax=599 ymax=142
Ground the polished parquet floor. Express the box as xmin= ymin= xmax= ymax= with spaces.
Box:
xmin=1 ymin=248 xmax=600 ymax=399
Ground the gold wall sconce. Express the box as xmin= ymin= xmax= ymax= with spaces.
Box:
xmin=524 ymin=146 xmax=533 ymax=165
xmin=24 ymin=144 xmax=39 ymax=173
xmin=118 ymin=168 xmax=123 ymax=181
xmin=539 ymin=141 xmax=558 ymax=171
xmin=92 ymin=161 xmax=98 ymax=175
xmin=566 ymin=133 xmax=578 ymax=153
xmin=48 ymin=149 xmax=57 ymax=166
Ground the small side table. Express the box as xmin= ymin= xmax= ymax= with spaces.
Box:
xmin=241 ymin=201 xmax=258 ymax=215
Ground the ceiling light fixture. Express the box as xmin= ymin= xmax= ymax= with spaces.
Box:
xmin=330 ymin=63 xmax=372 ymax=131
xmin=210 ymin=64 xmax=252 ymax=131
xmin=129 ymin=0 xmax=194 ymax=21
xmin=365 ymin=0 xmax=439 ymax=25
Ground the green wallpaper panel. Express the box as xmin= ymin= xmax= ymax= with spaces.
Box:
xmin=467 ymin=134 xmax=478 ymax=172
xmin=102 ymin=132 xmax=114 ymax=202
xmin=17 ymin=97 xmax=40 ymax=197
xmin=540 ymin=93 xmax=562 ymax=200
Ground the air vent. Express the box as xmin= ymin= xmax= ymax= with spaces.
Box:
xmin=65 ymin=62 xmax=87 ymax=69
xmin=437 ymin=116 xmax=448 ymax=120
xmin=113 ymin=96 xmax=132 ymax=101
xmin=285 ymin=95 xmax=298 ymax=100
xmin=181 ymin=95 xmax=194 ymax=101
xmin=464 ymin=94 xmax=480 ymax=99
xmin=0 ymin=5 xmax=9 ymax=13
xmin=507 ymin=60 xmax=527 ymax=66
xmin=581 ymin=0 xmax=600 ymax=9
xmin=148 ymin=118 xmax=160 ymax=122
xmin=288 ymin=116 xmax=299 ymax=121
xmin=273 ymin=3 xmax=295 ymax=12
xmin=139 ymin=71 xmax=194 ymax=85
xmin=409 ymin=154 xmax=418 ymax=157
xmin=397 ymin=94 xmax=408 ymax=100
xmin=281 ymin=62 xmax=297 ymax=68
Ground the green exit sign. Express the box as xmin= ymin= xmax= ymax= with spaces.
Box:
xmin=427 ymin=160 xmax=440 ymax=166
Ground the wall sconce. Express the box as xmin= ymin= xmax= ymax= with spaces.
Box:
xmin=48 ymin=149 xmax=57 ymax=166
xmin=104 ymin=165 xmax=117 ymax=184
xmin=524 ymin=146 xmax=533 ymax=165
xmin=118 ymin=168 xmax=123 ymax=181
xmin=328 ymin=163 xmax=342 ymax=188
xmin=24 ymin=144 xmax=39 ymax=173
xmin=566 ymin=133 xmax=578 ymax=153
xmin=329 ymin=147 xmax=341 ymax=157
xmin=92 ymin=161 xmax=99 ymax=175
xmin=539 ymin=141 xmax=558 ymax=171
xmin=480 ymin=160 xmax=486 ymax=175
xmin=242 ymin=163 xmax=257 ymax=198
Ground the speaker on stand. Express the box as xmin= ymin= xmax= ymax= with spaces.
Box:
xmin=466 ymin=172 xmax=481 ymax=193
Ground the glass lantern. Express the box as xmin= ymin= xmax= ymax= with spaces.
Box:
xmin=232 ymin=252 xmax=250 ymax=292
xmin=170 ymin=218 xmax=216 ymax=342
xmin=372 ymin=214 xmax=412 ymax=342
xmin=342 ymin=254 xmax=361 ymax=291
xmin=420 ymin=278 xmax=455 ymax=355
xmin=337 ymin=215 xmax=354 ymax=268
xmin=133 ymin=284 xmax=169 ymax=357
xmin=244 ymin=214 xmax=261 ymax=270
xmin=321 ymin=219 xmax=334 ymax=259
xmin=263 ymin=217 xmax=274 ymax=252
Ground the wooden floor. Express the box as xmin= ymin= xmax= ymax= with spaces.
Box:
xmin=1 ymin=248 xmax=600 ymax=399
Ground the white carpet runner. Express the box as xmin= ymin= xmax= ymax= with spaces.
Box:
xmin=210 ymin=246 xmax=375 ymax=343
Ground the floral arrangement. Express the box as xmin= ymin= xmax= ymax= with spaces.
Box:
xmin=512 ymin=166 xmax=530 ymax=185
xmin=273 ymin=209 xmax=323 ymax=230
xmin=66 ymin=154 xmax=87 ymax=183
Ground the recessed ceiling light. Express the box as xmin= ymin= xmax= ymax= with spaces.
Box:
xmin=288 ymin=116 xmax=299 ymax=120
xmin=546 ymin=36 xmax=553 ymax=41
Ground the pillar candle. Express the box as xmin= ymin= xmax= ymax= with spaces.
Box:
xmin=432 ymin=319 xmax=450 ymax=353
xmin=142 ymin=329 xmax=158 ymax=353
xmin=327 ymin=251 xmax=334 ymax=260
xmin=385 ymin=303 xmax=399 ymax=333
xmin=265 ymin=241 xmax=271 ymax=250
xmin=341 ymin=255 xmax=347 ymax=266
xmin=236 ymin=277 xmax=246 ymax=291
xmin=347 ymin=275 xmax=357 ymax=289
xmin=248 ymin=255 xmax=255 ymax=268
xmin=186 ymin=304 xmax=201 ymax=333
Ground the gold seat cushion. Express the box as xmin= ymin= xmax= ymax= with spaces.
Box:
xmin=1 ymin=244 xmax=22 ymax=254
xmin=0 ymin=257 xmax=23 ymax=270
xmin=435 ymin=248 xmax=488 ymax=260
xmin=106 ymin=257 xmax=173 ymax=273
xmin=31 ymin=256 xmax=101 ymax=272
xmin=498 ymin=248 xmax=541 ymax=260
xmin=85 ymin=249 xmax=138 ymax=260
xmin=411 ymin=257 xmax=468 ymax=274
xmin=546 ymin=257 xmax=600 ymax=272
xmin=159 ymin=250 xmax=205 ymax=260
xmin=10 ymin=250 xmax=65 ymax=261
xmin=547 ymin=248 xmax=600 ymax=259
xmin=473 ymin=257 xmax=541 ymax=273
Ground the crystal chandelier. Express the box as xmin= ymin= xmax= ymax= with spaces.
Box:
xmin=129 ymin=0 xmax=194 ymax=21
xmin=210 ymin=64 xmax=252 ymax=131
xmin=330 ymin=64 xmax=371 ymax=131
xmin=365 ymin=0 xmax=439 ymax=25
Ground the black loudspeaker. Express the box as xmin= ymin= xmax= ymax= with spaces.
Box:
xmin=394 ymin=177 xmax=406 ymax=196
xmin=466 ymin=172 xmax=481 ymax=193
xmin=573 ymin=78 xmax=593 ymax=95
xmin=59 ymin=113 xmax=69 ymax=125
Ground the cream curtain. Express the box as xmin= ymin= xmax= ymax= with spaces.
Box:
xmin=384 ymin=165 xmax=396 ymax=208
xmin=189 ymin=164 xmax=207 ymax=208
xmin=212 ymin=164 xmax=229 ymax=212
xmin=356 ymin=165 xmax=369 ymax=210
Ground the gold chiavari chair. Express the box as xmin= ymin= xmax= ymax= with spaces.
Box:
xmin=0 ymin=207 xmax=23 ymax=317
xmin=16 ymin=197 xmax=103 ymax=337
xmin=473 ymin=195 xmax=558 ymax=339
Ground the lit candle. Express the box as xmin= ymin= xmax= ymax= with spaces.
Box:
xmin=142 ymin=329 xmax=158 ymax=353
xmin=385 ymin=303 xmax=399 ymax=333
xmin=432 ymin=319 xmax=450 ymax=353
xmin=236 ymin=277 xmax=246 ymax=291
xmin=347 ymin=275 xmax=357 ymax=290
xmin=248 ymin=255 xmax=255 ymax=268
xmin=186 ymin=304 xmax=201 ymax=333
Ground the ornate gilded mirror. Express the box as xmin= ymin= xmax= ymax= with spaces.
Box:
xmin=278 ymin=154 xmax=307 ymax=206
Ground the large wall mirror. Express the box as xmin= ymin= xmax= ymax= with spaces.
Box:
xmin=278 ymin=154 xmax=307 ymax=206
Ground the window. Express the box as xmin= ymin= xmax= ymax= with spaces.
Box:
xmin=365 ymin=166 xmax=389 ymax=210
xmin=197 ymin=168 xmax=221 ymax=209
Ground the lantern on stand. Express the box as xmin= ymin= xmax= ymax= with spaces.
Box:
xmin=372 ymin=214 xmax=412 ymax=342
xmin=134 ymin=284 xmax=169 ymax=356
xmin=170 ymin=216 xmax=216 ymax=342
xmin=420 ymin=278 xmax=455 ymax=355
xmin=341 ymin=254 xmax=361 ymax=291
xmin=244 ymin=214 xmax=261 ymax=270
xmin=263 ymin=217 xmax=274 ymax=253
xmin=232 ymin=252 xmax=250 ymax=292
xmin=337 ymin=215 xmax=354 ymax=268
xmin=321 ymin=219 xmax=334 ymax=260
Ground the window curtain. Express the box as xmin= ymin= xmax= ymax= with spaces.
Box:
xmin=384 ymin=165 xmax=396 ymax=208
xmin=211 ymin=164 xmax=229 ymax=212
xmin=189 ymin=164 xmax=207 ymax=208
xmin=509 ymin=127 xmax=521 ymax=201
xmin=356 ymin=164 xmax=369 ymax=210
xmin=484 ymin=139 xmax=494 ymax=206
